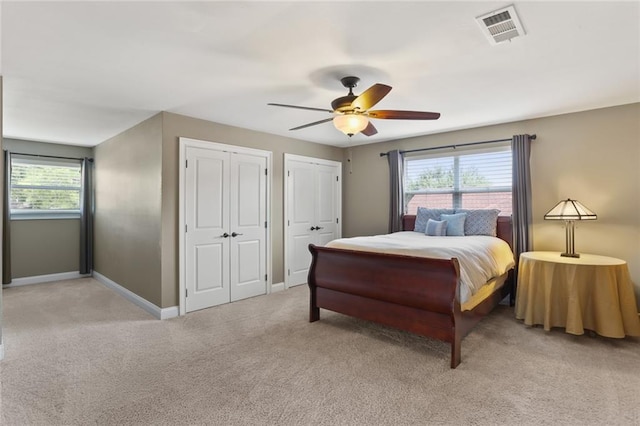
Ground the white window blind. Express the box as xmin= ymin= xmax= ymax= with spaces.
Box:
xmin=10 ymin=155 xmax=82 ymax=218
xmin=404 ymin=144 xmax=512 ymax=215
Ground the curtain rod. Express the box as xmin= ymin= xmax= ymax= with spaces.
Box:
xmin=7 ymin=151 xmax=94 ymax=162
xmin=379 ymin=134 xmax=537 ymax=157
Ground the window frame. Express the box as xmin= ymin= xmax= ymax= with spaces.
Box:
xmin=9 ymin=155 xmax=83 ymax=220
xmin=403 ymin=143 xmax=512 ymax=214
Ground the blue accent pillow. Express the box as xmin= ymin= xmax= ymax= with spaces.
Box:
xmin=413 ymin=208 xmax=455 ymax=233
xmin=440 ymin=213 xmax=467 ymax=236
xmin=425 ymin=219 xmax=448 ymax=236
xmin=455 ymin=209 xmax=500 ymax=236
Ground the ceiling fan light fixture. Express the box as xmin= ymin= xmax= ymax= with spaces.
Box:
xmin=333 ymin=113 xmax=368 ymax=136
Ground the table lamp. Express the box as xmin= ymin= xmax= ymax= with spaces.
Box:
xmin=544 ymin=198 xmax=597 ymax=258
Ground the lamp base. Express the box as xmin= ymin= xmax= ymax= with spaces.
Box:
xmin=561 ymin=252 xmax=580 ymax=258
xmin=561 ymin=221 xmax=580 ymax=258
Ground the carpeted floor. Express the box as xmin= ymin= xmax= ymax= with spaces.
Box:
xmin=1 ymin=278 xmax=639 ymax=425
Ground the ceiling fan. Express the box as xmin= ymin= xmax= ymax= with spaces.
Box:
xmin=268 ymin=76 xmax=440 ymax=137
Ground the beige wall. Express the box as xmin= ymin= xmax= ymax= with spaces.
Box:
xmin=94 ymin=114 xmax=163 ymax=306
xmin=160 ymin=112 xmax=343 ymax=307
xmin=11 ymin=220 xmax=81 ymax=278
xmin=342 ymin=103 xmax=640 ymax=306
xmin=3 ymin=138 xmax=92 ymax=279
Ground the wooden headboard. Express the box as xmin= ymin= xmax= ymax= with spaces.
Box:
xmin=401 ymin=214 xmax=513 ymax=250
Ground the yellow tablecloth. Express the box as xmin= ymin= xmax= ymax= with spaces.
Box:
xmin=515 ymin=251 xmax=640 ymax=337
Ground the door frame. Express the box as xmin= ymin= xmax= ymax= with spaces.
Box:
xmin=283 ymin=153 xmax=342 ymax=289
xmin=178 ymin=137 xmax=272 ymax=316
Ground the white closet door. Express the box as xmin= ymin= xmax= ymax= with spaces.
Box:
xmin=287 ymin=160 xmax=316 ymax=287
xmin=185 ymin=147 xmax=230 ymax=312
xmin=285 ymin=155 xmax=342 ymax=288
xmin=315 ymin=164 xmax=339 ymax=246
xmin=229 ymin=153 xmax=267 ymax=302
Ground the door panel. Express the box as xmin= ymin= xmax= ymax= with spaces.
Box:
xmin=185 ymin=147 xmax=230 ymax=312
xmin=195 ymin=244 xmax=223 ymax=291
xmin=195 ymin=157 xmax=225 ymax=229
xmin=287 ymin=161 xmax=317 ymax=286
xmin=315 ymin=231 xmax=336 ymax=247
xmin=231 ymin=239 xmax=263 ymax=300
xmin=315 ymin=164 xmax=338 ymax=242
xmin=290 ymin=233 xmax=312 ymax=278
xmin=230 ymin=153 xmax=267 ymax=301
xmin=236 ymin=161 xmax=262 ymax=227
xmin=291 ymin=166 xmax=315 ymax=227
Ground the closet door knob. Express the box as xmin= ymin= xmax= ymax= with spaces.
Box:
xmin=231 ymin=232 xmax=243 ymax=237
xmin=221 ymin=233 xmax=229 ymax=238
xmin=310 ymin=226 xmax=317 ymax=231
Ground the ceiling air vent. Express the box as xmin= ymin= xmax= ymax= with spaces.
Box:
xmin=476 ymin=5 xmax=525 ymax=45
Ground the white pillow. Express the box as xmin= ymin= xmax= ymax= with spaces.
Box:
xmin=425 ymin=219 xmax=448 ymax=236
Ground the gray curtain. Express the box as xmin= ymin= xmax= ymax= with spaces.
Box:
xmin=79 ymin=157 xmax=94 ymax=275
xmin=512 ymin=134 xmax=533 ymax=260
xmin=387 ymin=149 xmax=404 ymax=233
xmin=3 ymin=150 xmax=11 ymax=284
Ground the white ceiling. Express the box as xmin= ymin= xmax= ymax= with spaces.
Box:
xmin=2 ymin=1 xmax=639 ymax=148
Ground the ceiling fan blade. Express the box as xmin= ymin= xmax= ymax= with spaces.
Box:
xmin=289 ymin=117 xmax=334 ymax=131
xmin=268 ymin=103 xmax=334 ymax=113
xmin=367 ymin=110 xmax=441 ymax=120
xmin=361 ymin=121 xmax=378 ymax=136
xmin=350 ymin=84 xmax=392 ymax=111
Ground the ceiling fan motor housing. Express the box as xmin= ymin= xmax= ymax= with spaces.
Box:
xmin=331 ymin=95 xmax=357 ymax=112
xmin=332 ymin=76 xmax=361 ymax=111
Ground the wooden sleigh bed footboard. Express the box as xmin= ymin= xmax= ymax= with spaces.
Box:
xmin=307 ymin=215 xmax=514 ymax=369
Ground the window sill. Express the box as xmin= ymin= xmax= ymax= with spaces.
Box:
xmin=10 ymin=213 xmax=81 ymax=221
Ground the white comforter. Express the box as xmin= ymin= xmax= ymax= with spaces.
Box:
xmin=326 ymin=232 xmax=515 ymax=303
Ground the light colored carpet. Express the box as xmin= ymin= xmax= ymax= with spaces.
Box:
xmin=1 ymin=277 xmax=639 ymax=425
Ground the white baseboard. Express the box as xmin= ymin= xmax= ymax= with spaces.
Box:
xmin=270 ymin=281 xmax=285 ymax=293
xmin=4 ymin=271 xmax=91 ymax=288
xmin=93 ymin=271 xmax=179 ymax=320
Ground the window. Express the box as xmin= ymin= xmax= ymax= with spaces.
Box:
xmin=404 ymin=144 xmax=512 ymax=215
xmin=10 ymin=155 xmax=82 ymax=219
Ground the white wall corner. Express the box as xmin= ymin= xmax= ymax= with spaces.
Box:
xmin=93 ymin=271 xmax=178 ymax=320
xmin=160 ymin=306 xmax=179 ymax=320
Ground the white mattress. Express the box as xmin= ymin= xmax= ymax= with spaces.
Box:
xmin=326 ymin=231 xmax=515 ymax=303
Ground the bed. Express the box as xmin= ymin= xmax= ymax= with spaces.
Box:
xmin=307 ymin=213 xmax=515 ymax=368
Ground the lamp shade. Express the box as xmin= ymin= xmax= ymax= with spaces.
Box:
xmin=544 ymin=199 xmax=597 ymax=221
xmin=333 ymin=114 xmax=368 ymax=136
